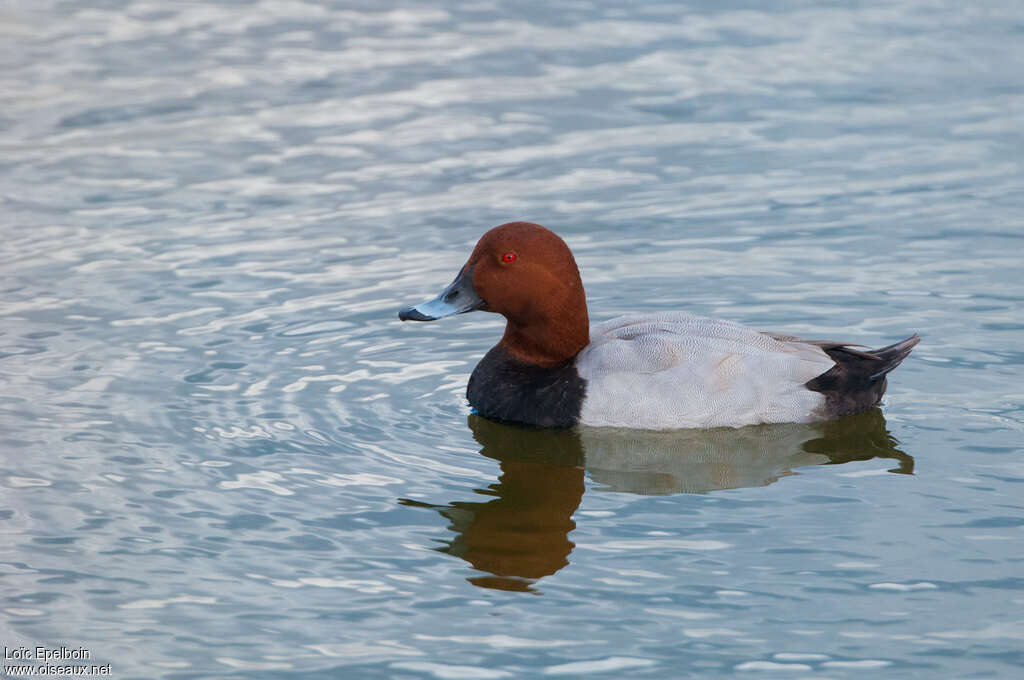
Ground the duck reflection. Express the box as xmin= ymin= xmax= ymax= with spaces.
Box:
xmin=402 ymin=424 xmax=585 ymax=592
xmin=582 ymin=409 xmax=913 ymax=494
xmin=403 ymin=409 xmax=911 ymax=591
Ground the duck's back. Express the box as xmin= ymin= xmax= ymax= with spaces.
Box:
xmin=576 ymin=312 xmax=839 ymax=429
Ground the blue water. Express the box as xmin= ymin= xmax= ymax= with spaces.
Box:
xmin=2 ymin=1 xmax=1023 ymax=678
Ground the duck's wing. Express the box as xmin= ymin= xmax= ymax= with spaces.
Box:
xmin=762 ymin=331 xmax=876 ymax=359
xmin=576 ymin=312 xmax=837 ymax=429
xmin=584 ymin=312 xmax=836 ymax=375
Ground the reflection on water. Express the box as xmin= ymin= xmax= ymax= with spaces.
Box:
xmin=402 ymin=421 xmax=585 ymax=592
xmin=407 ymin=411 xmax=911 ymax=590
xmin=583 ymin=409 xmax=913 ymax=494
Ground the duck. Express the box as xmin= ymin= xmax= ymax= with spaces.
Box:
xmin=399 ymin=222 xmax=919 ymax=430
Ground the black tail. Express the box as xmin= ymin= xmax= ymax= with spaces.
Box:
xmin=806 ymin=334 xmax=920 ymax=418
xmin=866 ymin=334 xmax=921 ymax=380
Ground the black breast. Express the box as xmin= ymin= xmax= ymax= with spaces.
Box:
xmin=466 ymin=345 xmax=587 ymax=428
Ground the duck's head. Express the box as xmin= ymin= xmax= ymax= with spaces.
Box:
xmin=399 ymin=222 xmax=589 ymax=366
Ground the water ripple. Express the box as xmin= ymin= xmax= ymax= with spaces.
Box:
xmin=1 ymin=0 xmax=1022 ymax=678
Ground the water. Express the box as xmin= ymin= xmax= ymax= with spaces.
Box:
xmin=1 ymin=1 xmax=1023 ymax=677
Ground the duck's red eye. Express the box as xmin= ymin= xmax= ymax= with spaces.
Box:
xmin=502 ymin=252 xmax=517 ymax=263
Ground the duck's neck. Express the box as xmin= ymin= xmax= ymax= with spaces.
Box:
xmin=499 ymin=307 xmax=590 ymax=368
xmin=469 ymin=293 xmax=589 ymax=428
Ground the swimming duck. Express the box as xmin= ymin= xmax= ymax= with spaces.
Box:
xmin=399 ymin=222 xmax=919 ymax=430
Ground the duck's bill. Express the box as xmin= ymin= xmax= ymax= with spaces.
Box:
xmin=399 ymin=267 xmax=485 ymax=321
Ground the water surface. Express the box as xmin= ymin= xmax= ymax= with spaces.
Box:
xmin=1 ymin=1 xmax=1023 ymax=678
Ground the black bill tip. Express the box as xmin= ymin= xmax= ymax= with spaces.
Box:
xmin=399 ymin=306 xmax=434 ymax=321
